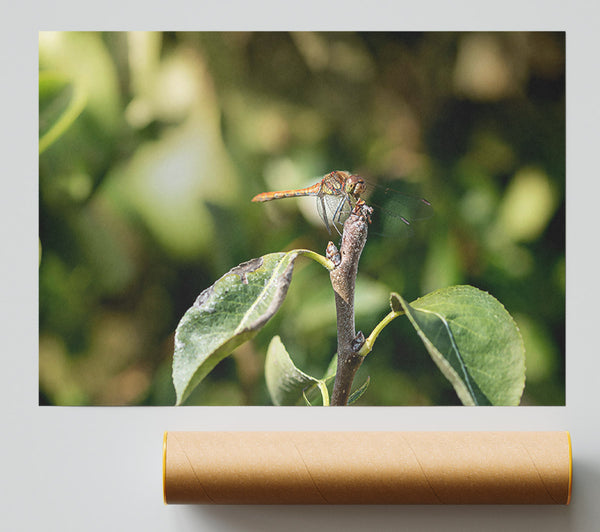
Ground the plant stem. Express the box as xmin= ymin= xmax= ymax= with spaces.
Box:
xmin=329 ymin=202 xmax=372 ymax=406
xmin=358 ymin=309 xmax=403 ymax=356
xmin=296 ymin=249 xmax=336 ymax=270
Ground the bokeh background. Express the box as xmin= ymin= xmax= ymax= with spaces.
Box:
xmin=39 ymin=31 xmax=565 ymax=406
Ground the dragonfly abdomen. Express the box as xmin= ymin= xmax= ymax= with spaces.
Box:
xmin=251 ymin=184 xmax=322 ymax=202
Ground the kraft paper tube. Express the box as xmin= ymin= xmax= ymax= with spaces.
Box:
xmin=163 ymin=431 xmax=572 ymax=505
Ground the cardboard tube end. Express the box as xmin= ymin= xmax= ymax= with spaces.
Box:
xmin=567 ymin=431 xmax=573 ymax=505
xmin=162 ymin=431 xmax=168 ymax=505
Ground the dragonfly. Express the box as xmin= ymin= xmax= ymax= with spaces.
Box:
xmin=251 ymin=170 xmax=432 ymax=237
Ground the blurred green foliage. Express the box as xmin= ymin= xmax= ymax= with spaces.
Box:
xmin=39 ymin=31 xmax=565 ymax=405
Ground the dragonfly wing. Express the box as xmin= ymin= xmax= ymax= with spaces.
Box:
xmin=316 ymin=195 xmax=333 ymax=234
xmin=365 ymin=183 xmax=433 ymax=238
xmin=317 ymin=194 xmax=354 ymax=235
xmin=370 ymin=207 xmax=413 ymax=237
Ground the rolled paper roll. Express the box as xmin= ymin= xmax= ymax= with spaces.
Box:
xmin=163 ymin=431 xmax=572 ymax=505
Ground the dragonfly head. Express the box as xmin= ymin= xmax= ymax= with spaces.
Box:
xmin=345 ymin=174 xmax=366 ymax=199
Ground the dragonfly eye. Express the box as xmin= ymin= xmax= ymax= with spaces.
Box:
xmin=347 ymin=175 xmax=366 ymax=197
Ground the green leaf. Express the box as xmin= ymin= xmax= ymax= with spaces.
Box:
xmin=398 ymin=286 xmax=525 ymax=406
xmin=39 ymin=71 xmax=86 ymax=153
xmin=265 ymin=338 xmax=373 ymax=407
xmin=323 ymin=353 xmax=338 ymax=379
xmin=347 ymin=375 xmax=370 ymax=405
xmin=265 ymin=336 xmax=328 ymax=406
xmin=173 ymin=251 xmax=303 ymax=405
xmin=265 ymin=338 xmax=370 ymax=406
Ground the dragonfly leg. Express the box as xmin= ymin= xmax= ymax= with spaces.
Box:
xmin=331 ymin=197 xmax=347 ymax=236
xmin=332 ymin=196 xmax=353 ymax=225
xmin=353 ymin=199 xmax=373 ymax=224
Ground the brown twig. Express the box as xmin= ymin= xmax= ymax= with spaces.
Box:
xmin=329 ymin=201 xmax=372 ymax=405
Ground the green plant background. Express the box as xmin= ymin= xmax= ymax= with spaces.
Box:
xmin=39 ymin=31 xmax=565 ymax=406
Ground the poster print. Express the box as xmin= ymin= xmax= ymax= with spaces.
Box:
xmin=39 ymin=32 xmax=565 ymax=406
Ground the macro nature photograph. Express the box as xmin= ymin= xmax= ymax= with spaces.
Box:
xmin=39 ymin=31 xmax=565 ymax=406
